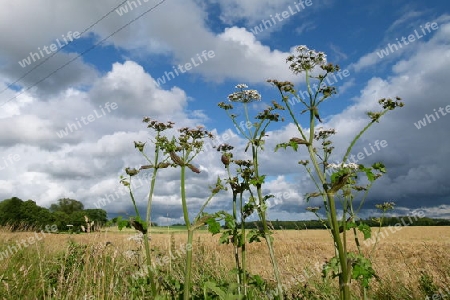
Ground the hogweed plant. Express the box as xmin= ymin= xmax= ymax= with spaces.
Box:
xmin=368 ymin=201 xmax=396 ymax=258
xmin=119 ymin=118 xmax=174 ymax=297
xmin=213 ymin=85 xmax=286 ymax=298
xmin=208 ymin=144 xmax=268 ymax=298
xmin=120 ymin=119 xmax=223 ymax=299
xmin=157 ymin=125 xmax=224 ymax=300
xmin=117 ymin=46 xmax=403 ymax=299
xmin=268 ymin=45 xmax=404 ymax=299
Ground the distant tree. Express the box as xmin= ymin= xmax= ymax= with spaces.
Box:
xmin=51 ymin=211 xmax=71 ymax=229
xmin=49 ymin=198 xmax=84 ymax=215
xmin=68 ymin=210 xmax=87 ymax=228
xmin=19 ymin=199 xmax=52 ymax=228
xmin=84 ymin=209 xmax=108 ymax=225
xmin=0 ymin=197 xmax=24 ymax=228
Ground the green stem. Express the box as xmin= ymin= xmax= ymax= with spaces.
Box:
xmin=252 ymin=144 xmax=283 ymax=299
xmin=128 ymin=178 xmax=140 ymax=217
xmin=142 ymin=236 xmax=156 ymax=295
xmin=185 ymin=229 xmax=194 ymax=300
xmin=342 ymin=109 xmax=390 ymax=163
xmin=369 ymin=211 xmax=386 ymax=259
xmin=146 ymin=140 xmax=160 ymax=230
xmin=301 ymin=71 xmax=351 ymax=299
xmin=181 ymin=165 xmax=190 ymax=230
xmin=232 ymin=192 xmax=242 ymax=295
xmin=127 ymin=177 xmax=157 ymax=295
xmin=181 ymin=165 xmax=193 ymax=300
xmin=327 ymin=193 xmax=351 ymax=300
xmin=243 ymin=103 xmax=253 ymax=137
xmin=240 ymin=192 xmax=247 ymax=297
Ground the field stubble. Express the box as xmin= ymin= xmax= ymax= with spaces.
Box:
xmin=0 ymin=226 xmax=448 ymax=299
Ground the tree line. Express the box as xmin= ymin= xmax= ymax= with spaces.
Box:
xmin=0 ymin=197 xmax=107 ymax=232
xmin=2 ymin=196 xmax=447 ymax=232
xmin=243 ymin=217 xmax=450 ymax=230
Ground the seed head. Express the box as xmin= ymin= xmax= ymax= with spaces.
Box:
xmin=187 ymin=164 xmax=200 ymax=173
xmin=221 ymin=153 xmax=231 ymax=166
xmin=170 ymin=152 xmax=184 ymax=166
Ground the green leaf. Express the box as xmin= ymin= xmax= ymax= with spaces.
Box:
xmin=206 ymin=217 xmax=221 ymax=235
xmin=242 ymin=203 xmax=255 ymax=219
xmin=372 ymin=162 xmax=386 ymax=173
xmin=247 ymin=274 xmax=266 ymax=289
xmin=360 ymin=166 xmax=375 ymax=182
xmin=358 ymin=223 xmax=372 ymax=239
xmin=322 ymin=256 xmax=340 ymax=279
xmin=219 ymin=231 xmax=231 ymax=244
xmin=203 ymin=281 xmax=226 ymax=298
xmin=249 ymin=175 xmax=266 ymax=186
xmin=224 ymin=214 xmax=236 ymax=230
xmin=274 ymin=142 xmax=289 ymax=152
xmin=246 ymin=230 xmax=262 ymax=243
xmin=289 ymin=140 xmax=299 ymax=151
xmin=117 ymin=216 xmax=128 ymax=231
xmin=349 ymin=254 xmax=376 ymax=288
xmin=345 ymin=221 xmax=357 ymax=230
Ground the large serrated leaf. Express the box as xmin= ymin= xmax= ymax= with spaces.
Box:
xmin=358 ymin=223 xmax=372 ymax=239
xmin=206 ymin=217 xmax=221 ymax=235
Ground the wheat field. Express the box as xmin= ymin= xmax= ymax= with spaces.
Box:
xmin=0 ymin=226 xmax=449 ymax=299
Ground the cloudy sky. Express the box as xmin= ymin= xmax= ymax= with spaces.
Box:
xmin=0 ymin=0 xmax=449 ymax=225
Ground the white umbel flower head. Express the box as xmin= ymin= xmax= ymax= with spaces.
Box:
xmin=228 ymin=84 xmax=261 ymax=103
xmin=327 ymin=162 xmax=359 ymax=170
xmin=235 ymin=84 xmax=248 ymax=89
xmin=286 ymin=45 xmax=327 ymax=73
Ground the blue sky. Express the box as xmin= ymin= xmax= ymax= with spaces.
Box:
xmin=0 ymin=0 xmax=449 ymax=225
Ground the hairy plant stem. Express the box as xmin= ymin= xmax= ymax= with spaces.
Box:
xmin=145 ymin=140 xmax=160 ymax=230
xmin=291 ymin=69 xmax=351 ymax=299
xmin=305 ymin=129 xmax=351 ymax=299
xmin=145 ymin=144 xmax=161 ymax=295
xmin=127 ymin=177 xmax=157 ymax=295
xmin=252 ymin=144 xmax=284 ymax=299
xmin=142 ymin=237 xmax=156 ymax=294
xmin=329 ymin=193 xmax=350 ymax=299
xmin=180 ymin=164 xmax=194 ymax=300
xmin=139 ymin=142 xmax=163 ymax=296
xmin=232 ymin=192 xmax=242 ymax=295
xmin=239 ymin=191 xmax=247 ymax=297
xmin=306 ymin=138 xmax=351 ymax=298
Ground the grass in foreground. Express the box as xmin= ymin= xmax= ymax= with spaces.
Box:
xmin=0 ymin=227 xmax=449 ymax=299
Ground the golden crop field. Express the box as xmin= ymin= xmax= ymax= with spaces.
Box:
xmin=0 ymin=226 xmax=449 ymax=299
